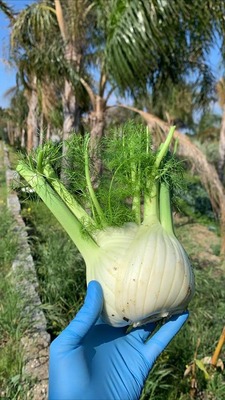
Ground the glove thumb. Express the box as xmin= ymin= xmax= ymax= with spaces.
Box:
xmin=55 ymin=280 xmax=103 ymax=349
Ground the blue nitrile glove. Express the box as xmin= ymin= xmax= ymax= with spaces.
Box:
xmin=49 ymin=281 xmax=188 ymax=400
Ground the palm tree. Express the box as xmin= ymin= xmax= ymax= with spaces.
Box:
xmin=102 ymin=0 xmax=224 ymax=91
xmin=74 ymin=0 xmax=225 ymax=184
xmin=4 ymin=86 xmax=28 ymax=147
xmin=9 ymin=0 xmax=92 ymax=154
xmin=10 ymin=2 xmax=60 ymax=151
xmin=10 ymin=0 xmax=225 ymax=149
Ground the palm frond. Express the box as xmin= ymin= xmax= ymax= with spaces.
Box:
xmin=0 ymin=0 xmax=15 ymax=22
xmin=10 ymin=2 xmax=58 ymax=51
xmin=99 ymin=0 xmax=225 ymax=93
xmin=3 ymin=86 xmax=17 ymax=99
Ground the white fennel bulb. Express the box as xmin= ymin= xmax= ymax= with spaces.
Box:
xmin=88 ymin=192 xmax=194 ymax=327
xmin=17 ymin=123 xmax=195 ymax=327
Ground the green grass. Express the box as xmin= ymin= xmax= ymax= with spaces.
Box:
xmin=0 ymin=141 xmax=7 ymax=204
xmin=0 ymin=206 xmax=33 ymax=399
xmin=0 ymin=142 xmax=32 ymax=399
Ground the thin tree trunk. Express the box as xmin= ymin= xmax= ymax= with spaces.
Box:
xmin=80 ymin=75 xmax=114 ymax=187
xmin=60 ymin=78 xmax=81 ymax=182
xmin=218 ymin=106 xmax=225 ymax=183
xmin=46 ymin=123 xmax=51 ymax=141
xmin=39 ymin=112 xmax=44 ymax=146
xmin=21 ymin=128 xmax=26 ymax=148
xmin=26 ymin=78 xmax=38 ymax=152
xmin=54 ymin=0 xmax=83 ymax=141
xmin=60 ymin=45 xmax=83 ymax=182
xmin=89 ymin=96 xmax=106 ymax=188
xmin=54 ymin=0 xmax=84 ymax=183
xmin=62 ymin=42 xmax=83 ymax=145
xmin=7 ymin=121 xmax=14 ymax=145
xmin=14 ymin=126 xmax=20 ymax=146
xmin=62 ymin=79 xmax=80 ymax=141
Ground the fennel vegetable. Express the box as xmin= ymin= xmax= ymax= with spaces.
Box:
xmin=17 ymin=123 xmax=194 ymax=327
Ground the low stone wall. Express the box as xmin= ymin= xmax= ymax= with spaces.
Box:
xmin=4 ymin=146 xmax=50 ymax=400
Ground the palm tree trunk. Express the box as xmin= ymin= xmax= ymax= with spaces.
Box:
xmin=46 ymin=123 xmax=51 ymax=141
xmin=62 ymin=79 xmax=80 ymax=140
xmin=60 ymin=77 xmax=82 ymax=182
xmin=26 ymin=87 xmax=38 ymax=152
xmin=54 ymin=1 xmax=83 ymax=148
xmin=80 ymin=75 xmax=112 ymax=188
xmin=60 ymin=47 xmax=83 ymax=180
xmin=218 ymin=106 xmax=225 ymax=183
xmin=7 ymin=121 xmax=14 ymax=145
xmin=21 ymin=128 xmax=26 ymax=148
xmin=39 ymin=111 xmax=44 ymax=146
xmin=26 ymin=76 xmax=38 ymax=152
xmin=88 ymin=96 xmax=106 ymax=188
xmin=14 ymin=126 xmax=20 ymax=146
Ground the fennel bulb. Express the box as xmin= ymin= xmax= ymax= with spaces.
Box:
xmin=17 ymin=123 xmax=194 ymax=327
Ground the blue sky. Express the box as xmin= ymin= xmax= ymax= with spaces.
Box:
xmin=0 ymin=0 xmax=35 ymax=108
xmin=0 ymin=1 xmax=224 ymax=113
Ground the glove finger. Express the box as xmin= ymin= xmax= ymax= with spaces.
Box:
xmin=127 ymin=322 xmax=157 ymax=342
xmin=57 ymin=280 xmax=103 ymax=349
xmin=143 ymin=312 xmax=189 ymax=363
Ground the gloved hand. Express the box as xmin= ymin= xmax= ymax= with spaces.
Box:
xmin=49 ymin=281 xmax=188 ymax=400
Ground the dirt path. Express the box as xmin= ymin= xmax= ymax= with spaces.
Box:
xmin=175 ymin=217 xmax=221 ymax=268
